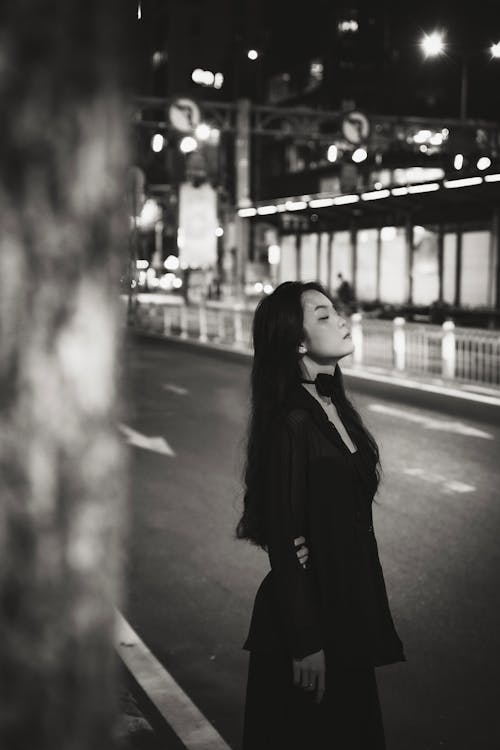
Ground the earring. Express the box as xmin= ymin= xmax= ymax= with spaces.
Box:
xmin=298 ymin=344 xmax=307 ymax=354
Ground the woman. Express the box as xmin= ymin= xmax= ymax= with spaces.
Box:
xmin=236 ymin=281 xmax=406 ymax=749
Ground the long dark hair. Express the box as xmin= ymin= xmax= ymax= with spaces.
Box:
xmin=235 ymin=280 xmax=382 ymax=550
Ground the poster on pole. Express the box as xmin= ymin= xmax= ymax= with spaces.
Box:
xmin=178 ymin=182 xmax=218 ymax=269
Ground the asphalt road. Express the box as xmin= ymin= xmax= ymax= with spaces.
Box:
xmin=122 ymin=334 xmax=500 ymax=750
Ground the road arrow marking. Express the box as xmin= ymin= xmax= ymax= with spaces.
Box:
xmin=368 ymin=403 xmax=493 ymax=439
xmin=119 ymin=423 xmax=175 ymax=456
xmin=163 ymin=383 xmax=189 ymax=395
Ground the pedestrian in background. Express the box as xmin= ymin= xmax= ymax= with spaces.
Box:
xmin=236 ymin=280 xmax=406 ymax=749
xmin=336 ymin=272 xmax=356 ymax=315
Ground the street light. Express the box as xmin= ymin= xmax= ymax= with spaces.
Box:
xmin=490 ymin=42 xmax=500 ymax=59
xmin=179 ymin=136 xmax=197 ymax=154
xmin=151 ymin=133 xmax=165 ymax=153
xmin=247 ymin=49 xmax=259 ymax=61
xmin=420 ymin=31 xmax=446 ymax=58
xmin=420 ymin=32 xmax=500 ymax=120
xmin=477 ymin=156 xmax=491 ymax=170
xmin=352 ymin=147 xmax=368 ymax=163
xmin=195 ymin=123 xmax=211 ymax=141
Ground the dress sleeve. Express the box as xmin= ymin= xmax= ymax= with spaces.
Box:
xmin=264 ymin=414 xmax=324 ymax=660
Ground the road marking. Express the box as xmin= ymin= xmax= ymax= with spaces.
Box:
xmin=163 ymin=383 xmax=189 ymax=395
xmin=403 ymin=467 xmax=475 ymax=493
xmin=368 ymin=403 xmax=493 ymax=439
xmin=115 ymin=612 xmax=232 ymax=750
xmin=444 ymin=480 xmax=475 ymax=493
xmin=119 ymin=424 xmax=175 ymax=456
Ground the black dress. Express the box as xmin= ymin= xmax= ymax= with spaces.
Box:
xmin=241 ymin=382 xmax=406 ymax=749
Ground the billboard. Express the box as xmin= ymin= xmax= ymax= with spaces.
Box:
xmin=178 ymin=182 xmax=218 ymax=269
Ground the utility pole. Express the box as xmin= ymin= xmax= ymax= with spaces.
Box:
xmin=234 ymin=98 xmax=252 ymax=301
xmin=0 ymin=2 xmax=130 ymax=748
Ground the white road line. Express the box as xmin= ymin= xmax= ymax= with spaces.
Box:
xmin=119 ymin=424 xmax=175 ymax=456
xmin=403 ymin=468 xmax=476 ymax=493
xmin=444 ymin=480 xmax=475 ymax=493
xmin=163 ymin=383 xmax=189 ymax=395
xmin=115 ymin=612 xmax=232 ymax=750
xmin=368 ymin=403 xmax=493 ymax=439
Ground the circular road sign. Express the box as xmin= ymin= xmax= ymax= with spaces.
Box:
xmin=341 ymin=111 xmax=370 ymax=145
xmin=168 ymin=98 xmax=201 ymax=133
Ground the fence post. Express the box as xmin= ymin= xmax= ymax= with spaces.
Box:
xmin=393 ymin=317 xmax=406 ymax=371
xmin=217 ymin=309 xmax=226 ymax=342
xmin=350 ymin=312 xmax=363 ymax=366
xmin=163 ymin=305 xmax=172 ymax=335
xmin=199 ymin=305 xmax=208 ymax=342
xmin=441 ymin=320 xmax=456 ymax=379
xmin=180 ymin=303 xmax=188 ymax=339
xmin=234 ymin=305 xmax=244 ymax=348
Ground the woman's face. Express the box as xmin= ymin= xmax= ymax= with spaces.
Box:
xmin=300 ymin=289 xmax=354 ymax=362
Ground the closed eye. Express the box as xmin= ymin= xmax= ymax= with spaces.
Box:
xmin=319 ymin=316 xmax=328 ymax=320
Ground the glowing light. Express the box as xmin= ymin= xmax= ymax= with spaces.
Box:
xmin=327 ymin=145 xmax=338 ymax=162
xmin=381 ymin=227 xmax=397 ymax=241
xmin=172 ymin=277 xmax=183 ymax=289
xmin=352 ymin=148 xmax=367 ymax=163
xmin=238 ymin=207 xmax=257 ymax=217
xmin=338 ymin=19 xmax=359 ymax=33
xmin=137 ymin=2 xmax=142 ymax=20
xmin=309 ymin=198 xmax=335 ymax=208
xmin=136 ymin=259 xmax=149 ymax=270
xmin=179 ymin=136 xmax=197 ymax=154
xmin=361 ymin=189 xmax=390 ymax=201
xmin=391 ymin=187 xmax=409 ymax=196
xmin=414 ymin=130 xmax=432 ymax=144
xmin=407 ymin=182 xmax=440 ymax=193
xmin=209 ymin=128 xmax=221 ymax=145
xmin=214 ymin=72 xmax=224 ymax=89
xmin=254 ymin=282 xmax=263 ymax=292
xmin=443 ymin=177 xmax=483 ymax=189
xmin=374 ymin=182 xmax=383 ymax=190
xmin=164 ymin=255 xmax=180 ymax=271
xmin=257 ymin=205 xmax=278 ymax=215
xmin=477 ymin=156 xmax=492 ymax=171
xmin=247 ymin=49 xmax=259 ymax=61
xmin=333 ymin=194 xmax=359 ymax=205
xmin=159 ymin=273 xmax=176 ymax=290
xmin=454 ymin=154 xmax=464 ymax=170
xmin=485 ymin=173 xmax=500 ymax=182
xmin=195 ymin=123 xmax=211 ymax=141
xmin=491 ymin=42 xmax=500 ymax=58
xmin=268 ymin=245 xmax=281 ymax=265
xmin=137 ymin=199 xmax=161 ymax=229
xmin=285 ymin=200 xmax=308 ymax=211
xmin=263 ymin=284 xmax=274 ymax=294
xmin=215 ymin=227 xmax=224 ymax=237
xmin=420 ymin=31 xmax=445 ymax=57
xmin=151 ymin=133 xmax=165 ymax=152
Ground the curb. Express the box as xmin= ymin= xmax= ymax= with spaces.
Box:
xmin=115 ymin=612 xmax=232 ymax=750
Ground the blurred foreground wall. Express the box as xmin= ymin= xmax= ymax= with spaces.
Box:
xmin=0 ymin=2 xmax=131 ymax=748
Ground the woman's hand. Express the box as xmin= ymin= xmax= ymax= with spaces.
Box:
xmin=292 ymin=649 xmax=326 ymax=704
xmin=294 ymin=536 xmax=309 ymax=568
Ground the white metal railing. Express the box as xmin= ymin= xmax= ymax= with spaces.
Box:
xmin=128 ymin=296 xmax=500 ymax=388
